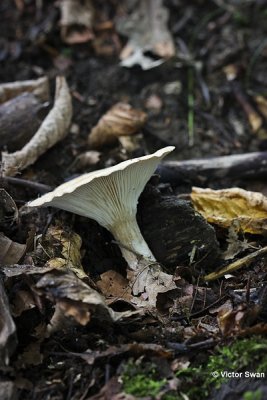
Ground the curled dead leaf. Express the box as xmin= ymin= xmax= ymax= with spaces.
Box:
xmin=191 ymin=187 xmax=267 ymax=234
xmin=88 ymin=103 xmax=147 ymax=149
xmin=2 ymin=76 xmax=72 ymax=176
xmin=117 ymin=0 xmax=175 ymax=69
xmin=59 ymin=0 xmax=95 ymax=44
xmin=0 ymin=76 xmax=49 ymax=104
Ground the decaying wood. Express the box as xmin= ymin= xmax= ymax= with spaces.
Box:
xmin=0 ymin=279 xmax=17 ymax=366
xmin=0 ymin=93 xmax=45 ymax=151
xmin=0 ymin=76 xmax=49 ymax=104
xmin=2 ymin=76 xmax=72 ymax=177
xmin=157 ymin=151 xmax=267 ymax=185
xmin=138 ymin=185 xmax=220 ymax=270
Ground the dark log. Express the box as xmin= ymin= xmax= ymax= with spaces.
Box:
xmin=138 ymin=185 xmax=220 ymax=271
xmin=157 ymin=151 xmax=267 ymax=185
xmin=0 ymin=92 xmax=45 ymax=151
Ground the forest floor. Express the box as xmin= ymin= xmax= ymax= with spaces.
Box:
xmin=1 ymin=1 xmax=267 ymax=399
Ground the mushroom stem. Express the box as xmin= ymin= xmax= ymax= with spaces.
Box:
xmin=109 ymin=217 xmax=156 ymax=270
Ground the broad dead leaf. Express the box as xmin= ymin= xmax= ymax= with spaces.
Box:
xmin=213 ymin=301 xmax=260 ymax=336
xmin=191 ymin=187 xmax=267 ymax=234
xmin=36 ymin=270 xmax=138 ymax=333
xmin=88 ymin=103 xmax=147 ymax=149
xmin=128 ymin=264 xmax=178 ymax=309
xmin=2 ymin=76 xmax=72 ymax=176
xmin=97 ymin=270 xmax=133 ymax=303
xmin=0 ymin=233 xmax=26 ymax=265
xmin=59 ymin=0 xmax=94 ymax=44
xmin=0 ymin=76 xmax=49 ymax=104
xmin=43 ymin=226 xmax=87 ymax=279
xmin=117 ymin=0 xmax=175 ymax=70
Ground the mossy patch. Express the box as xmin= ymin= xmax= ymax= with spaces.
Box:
xmin=177 ymin=336 xmax=267 ymax=399
xmin=121 ymin=359 xmax=172 ymax=398
xmin=120 ymin=337 xmax=267 ymax=399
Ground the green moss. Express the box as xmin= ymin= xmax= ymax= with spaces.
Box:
xmin=176 ymin=336 xmax=267 ymax=399
xmin=243 ymin=389 xmax=263 ymax=400
xmin=121 ymin=360 xmax=166 ymax=397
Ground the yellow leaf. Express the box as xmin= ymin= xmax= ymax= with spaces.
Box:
xmin=191 ymin=187 xmax=267 ymax=234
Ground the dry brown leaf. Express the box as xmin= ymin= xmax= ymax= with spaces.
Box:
xmin=43 ymin=226 xmax=87 ymax=279
xmin=97 ymin=270 xmax=133 ymax=302
xmin=88 ymin=103 xmax=147 ymax=149
xmin=191 ymin=187 xmax=267 ymax=234
xmin=71 ymin=150 xmax=101 ymax=170
xmin=36 ymin=270 xmax=138 ymax=332
xmin=117 ymin=0 xmax=175 ymax=69
xmin=128 ymin=265 xmax=178 ymax=309
xmin=0 ymin=233 xmax=26 ymax=265
xmin=59 ymin=0 xmax=94 ymax=44
xmin=0 ymin=76 xmax=49 ymax=104
xmin=48 ymin=300 xmax=91 ymax=334
xmin=215 ymin=302 xmax=260 ymax=336
xmin=118 ymin=134 xmax=143 ymax=153
xmin=11 ymin=290 xmax=36 ymax=317
xmin=2 ymin=76 xmax=72 ymax=177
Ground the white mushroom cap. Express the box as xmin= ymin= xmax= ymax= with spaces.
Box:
xmin=28 ymin=146 xmax=174 ymax=230
xmin=28 ymin=146 xmax=174 ymax=272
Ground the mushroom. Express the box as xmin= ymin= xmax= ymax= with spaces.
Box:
xmin=28 ymin=146 xmax=175 ymax=298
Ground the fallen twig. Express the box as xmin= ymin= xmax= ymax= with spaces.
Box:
xmin=1 ymin=176 xmax=52 ymax=194
xmin=157 ymin=151 xmax=267 ymax=185
xmin=204 ymin=245 xmax=267 ymax=281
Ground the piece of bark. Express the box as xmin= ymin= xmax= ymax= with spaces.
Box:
xmin=0 ymin=76 xmax=49 ymax=104
xmin=138 ymin=186 xmax=220 ymax=270
xmin=2 ymin=76 xmax=72 ymax=177
xmin=0 ymin=93 xmax=45 ymax=151
xmin=0 ymin=279 xmax=17 ymax=366
xmin=157 ymin=151 xmax=267 ymax=185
